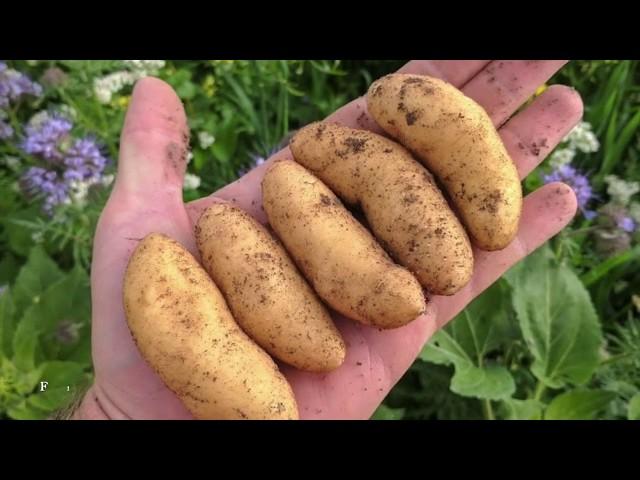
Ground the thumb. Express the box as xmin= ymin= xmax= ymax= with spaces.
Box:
xmin=114 ymin=76 xmax=190 ymax=199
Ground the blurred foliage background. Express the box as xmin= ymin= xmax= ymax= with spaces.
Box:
xmin=0 ymin=60 xmax=638 ymax=420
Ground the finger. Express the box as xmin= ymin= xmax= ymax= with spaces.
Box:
xmin=432 ymin=182 xmax=578 ymax=326
xmin=397 ymin=60 xmax=490 ymax=86
xmin=288 ymin=182 xmax=577 ymax=419
xmin=499 ymin=85 xmax=583 ymax=178
xmin=115 ymin=76 xmax=190 ymax=198
xmin=462 ymin=60 xmax=568 ymax=127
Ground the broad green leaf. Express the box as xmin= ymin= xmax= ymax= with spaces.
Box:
xmin=628 ymin=393 xmax=640 ymax=420
xmin=7 ymin=400 xmax=49 ymax=420
xmin=0 ymin=253 xmax=20 ymax=285
xmin=211 ymin=118 xmax=240 ymax=163
xmin=11 ymin=246 xmax=63 ymax=319
xmin=2 ymin=209 xmax=38 ymax=258
xmin=12 ymin=267 xmax=89 ymax=371
xmin=420 ymin=329 xmax=471 ymax=366
xmin=27 ymin=362 xmax=85 ymax=412
xmin=544 ymin=389 xmax=616 ymax=420
xmin=506 ymin=245 xmax=602 ymax=389
xmin=371 ymin=405 xmax=405 ymax=420
xmin=420 ymin=282 xmax=515 ymax=400
xmin=502 ymin=399 xmax=545 ymax=420
xmin=450 ymin=364 xmax=515 ymax=400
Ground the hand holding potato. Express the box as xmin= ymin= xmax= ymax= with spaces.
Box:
xmin=80 ymin=60 xmax=582 ymax=420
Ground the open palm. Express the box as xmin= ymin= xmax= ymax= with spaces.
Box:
xmin=83 ymin=60 xmax=583 ymax=419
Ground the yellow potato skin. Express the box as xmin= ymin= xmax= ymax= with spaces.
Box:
xmin=290 ymin=122 xmax=473 ymax=295
xmin=262 ymin=160 xmax=426 ymax=329
xmin=195 ymin=203 xmax=346 ymax=372
xmin=367 ymin=73 xmax=522 ymax=251
xmin=123 ymin=233 xmax=298 ymax=420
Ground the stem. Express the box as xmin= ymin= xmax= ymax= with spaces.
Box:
xmin=533 ymin=381 xmax=547 ymax=402
xmin=482 ymin=399 xmax=495 ymax=420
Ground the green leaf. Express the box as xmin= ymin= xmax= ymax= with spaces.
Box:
xmin=628 ymin=393 xmax=640 ymax=420
xmin=544 ymin=389 xmax=616 ymax=420
xmin=371 ymin=404 xmax=405 ymax=420
xmin=2 ymin=208 xmax=39 ymax=257
xmin=420 ymin=282 xmax=515 ymax=400
xmin=7 ymin=400 xmax=49 ymax=420
xmin=502 ymin=399 xmax=545 ymax=420
xmin=211 ymin=117 xmax=239 ymax=163
xmin=0 ymin=253 xmax=20 ymax=285
xmin=0 ymin=289 xmax=15 ymax=356
xmin=12 ymin=267 xmax=90 ymax=371
xmin=11 ymin=246 xmax=63 ymax=319
xmin=450 ymin=364 xmax=515 ymax=401
xmin=506 ymin=245 xmax=602 ymax=389
xmin=25 ymin=361 xmax=86 ymax=412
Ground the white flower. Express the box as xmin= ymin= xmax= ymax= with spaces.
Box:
xmin=28 ymin=110 xmax=51 ymax=128
xmin=183 ymin=173 xmax=201 ymax=190
xmin=123 ymin=60 xmax=166 ymax=73
xmin=198 ymin=131 xmax=215 ymax=149
xmin=604 ymin=175 xmax=640 ymax=206
xmin=68 ymin=177 xmax=102 ymax=207
xmin=93 ymin=71 xmax=138 ymax=104
xmin=101 ymin=174 xmax=115 ymax=187
xmin=58 ymin=104 xmax=77 ymax=120
xmin=563 ymin=121 xmax=600 ymax=154
xmin=186 ymin=151 xmax=193 ymax=164
xmin=548 ymin=148 xmax=576 ymax=169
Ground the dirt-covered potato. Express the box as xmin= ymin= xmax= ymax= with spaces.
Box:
xmin=262 ymin=160 xmax=426 ymax=329
xmin=195 ymin=203 xmax=346 ymax=372
xmin=290 ymin=122 xmax=473 ymax=295
xmin=367 ymin=73 xmax=522 ymax=251
xmin=123 ymin=233 xmax=298 ymax=420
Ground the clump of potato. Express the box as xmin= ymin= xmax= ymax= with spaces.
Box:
xmin=290 ymin=122 xmax=474 ymax=295
xmin=123 ymin=233 xmax=299 ymax=420
xmin=262 ymin=160 xmax=426 ymax=329
xmin=367 ymin=73 xmax=522 ymax=251
xmin=195 ymin=202 xmax=346 ymax=372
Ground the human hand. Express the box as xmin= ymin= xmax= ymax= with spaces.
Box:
xmin=76 ymin=60 xmax=583 ymax=419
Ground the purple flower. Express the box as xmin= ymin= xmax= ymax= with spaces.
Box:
xmin=0 ymin=119 xmax=12 ymax=139
xmin=21 ymin=114 xmax=73 ymax=162
xmin=20 ymin=167 xmax=69 ymax=213
xmin=544 ymin=164 xmax=596 ymax=219
xmin=18 ymin=114 xmax=109 ymax=214
xmin=63 ymin=137 xmax=108 ymax=182
xmin=617 ymin=216 xmax=636 ymax=233
xmin=0 ymin=61 xmax=42 ymax=108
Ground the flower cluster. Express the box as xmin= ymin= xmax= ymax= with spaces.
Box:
xmin=0 ymin=61 xmax=42 ymax=109
xmin=197 ymin=131 xmax=215 ymax=149
xmin=544 ymin=164 xmax=596 ymax=219
xmin=93 ymin=60 xmax=166 ymax=104
xmin=592 ymin=175 xmax=639 ymax=256
xmin=19 ymin=111 xmax=109 ymax=213
xmin=0 ymin=62 xmax=42 ymax=139
xmin=548 ymin=121 xmax=600 ymax=169
xmin=544 ymin=121 xmax=602 ymax=220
